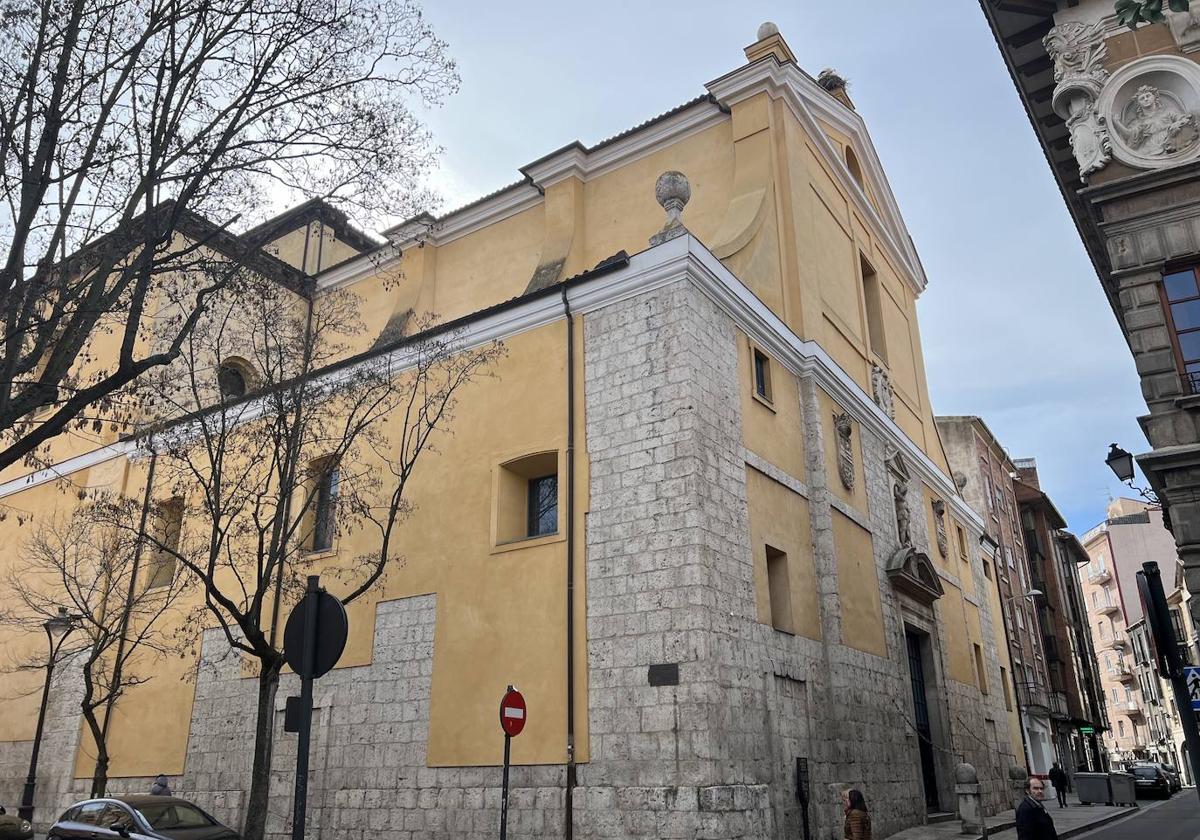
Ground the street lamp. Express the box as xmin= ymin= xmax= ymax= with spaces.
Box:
xmin=1004 ymin=589 xmax=1043 ymax=603
xmin=18 ymin=607 xmax=78 ymax=822
xmin=1104 ymin=443 xmax=1159 ymax=503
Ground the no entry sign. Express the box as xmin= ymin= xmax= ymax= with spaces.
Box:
xmin=500 ymin=687 xmax=527 ymax=737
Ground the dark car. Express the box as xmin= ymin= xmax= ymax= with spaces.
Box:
xmin=1131 ymin=761 xmax=1182 ymax=793
xmin=48 ymin=797 xmax=238 ymax=840
xmin=0 ymin=806 xmax=34 ymax=840
xmin=1131 ymin=765 xmax=1172 ymax=798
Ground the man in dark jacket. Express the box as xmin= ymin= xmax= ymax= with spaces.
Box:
xmin=1048 ymin=763 xmax=1070 ymax=808
xmin=1016 ymin=777 xmax=1058 ymax=840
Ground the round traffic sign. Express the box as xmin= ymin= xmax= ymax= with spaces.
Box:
xmin=499 ymin=687 xmax=526 ymax=737
xmin=282 ymin=589 xmax=349 ymax=679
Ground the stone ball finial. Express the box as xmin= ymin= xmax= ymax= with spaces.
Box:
xmin=1009 ymin=765 xmax=1029 ymax=781
xmin=955 ymin=763 xmax=978 ymax=784
xmin=650 ymin=171 xmax=691 ymax=246
xmin=655 ymin=171 xmax=690 ymax=214
xmin=757 ymin=21 xmax=779 ymax=40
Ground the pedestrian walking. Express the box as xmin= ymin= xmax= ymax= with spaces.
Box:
xmin=842 ymin=789 xmax=872 ymax=840
xmin=1016 ymin=777 xmax=1058 ymax=840
xmin=150 ymin=774 xmax=172 ymax=796
xmin=1048 ymin=763 xmax=1069 ymax=808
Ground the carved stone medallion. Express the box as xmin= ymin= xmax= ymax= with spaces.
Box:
xmin=931 ymin=498 xmax=948 ymax=559
xmin=1114 ymin=85 xmax=1199 ymax=157
xmin=833 ymin=411 xmax=854 ymax=491
xmin=871 ymin=363 xmax=894 ymax=420
xmin=1097 ymin=55 xmax=1200 ymax=171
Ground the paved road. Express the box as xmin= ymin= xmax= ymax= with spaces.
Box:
xmin=1075 ymin=792 xmax=1199 ymax=840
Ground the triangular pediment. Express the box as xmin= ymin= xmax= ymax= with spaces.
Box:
xmin=887 ymin=546 xmax=944 ymax=605
xmin=706 ymin=55 xmax=928 ymax=296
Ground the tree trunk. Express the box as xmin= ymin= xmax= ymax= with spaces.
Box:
xmin=82 ymin=705 xmax=108 ymax=798
xmin=243 ymin=661 xmax=282 ymax=840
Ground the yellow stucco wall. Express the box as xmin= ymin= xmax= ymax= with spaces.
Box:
xmin=832 ymin=509 xmax=886 ymax=657
xmin=736 ymin=330 xmax=806 ymax=481
xmin=745 ymin=467 xmax=820 ymax=640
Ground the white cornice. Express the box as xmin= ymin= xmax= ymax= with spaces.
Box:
xmin=0 ymin=237 xmax=971 ymax=534
xmin=706 ymin=57 xmax=928 ymax=296
xmin=520 ymin=100 xmax=727 ymax=189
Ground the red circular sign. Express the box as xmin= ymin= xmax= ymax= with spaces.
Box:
xmin=499 ymin=687 xmax=527 ymax=737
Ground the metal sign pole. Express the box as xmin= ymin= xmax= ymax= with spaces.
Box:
xmin=292 ymin=575 xmax=319 ymax=840
xmin=499 ymin=733 xmax=511 ymax=840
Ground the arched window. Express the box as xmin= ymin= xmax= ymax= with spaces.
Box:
xmin=217 ymin=358 xmax=254 ymax=399
xmin=845 ymin=146 xmax=864 ymax=191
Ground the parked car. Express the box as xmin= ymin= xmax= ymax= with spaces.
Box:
xmin=1130 ymin=765 xmax=1172 ymax=798
xmin=0 ymin=806 xmax=34 ymax=840
xmin=1131 ymin=761 xmax=1182 ymax=793
xmin=48 ymin=797 xmax=238 ymax=840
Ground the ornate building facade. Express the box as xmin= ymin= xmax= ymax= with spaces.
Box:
xmin=0 ymin=25 xmax=1017 ymax=840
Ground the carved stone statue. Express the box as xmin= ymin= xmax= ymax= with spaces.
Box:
xmin=871 ymin=363 xmax=894 ymax=420
xmin=833 ymin=411 xmax=854 ymax=491
xmin=1044 ymin=22 xmax=1111 ymax=179
xmin=1114 ymin=85 xmax=1200 ymax=157
xmin=893 ymin=480 xmax=911 ymax=548
xmin=931 ymin=498 xmax=948 ymax=559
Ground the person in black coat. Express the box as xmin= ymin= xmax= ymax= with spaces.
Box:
xmin=1048 ymin=763 xmax=1070 ymax=808
xmin=1016 ymin=777 xmax=1058 ymax=840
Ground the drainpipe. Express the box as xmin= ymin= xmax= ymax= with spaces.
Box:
xmin=560 ymin=286 xmax=576 ymax=840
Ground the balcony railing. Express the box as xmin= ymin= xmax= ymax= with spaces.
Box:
xmin=1119 ymin=699 xmax=1144 ymax=717
xmin=1017 ymin=681 xmax=1051 ymax=714
xmin=1050 ymin=691 xmax=1070 ymax=720
xmin=1098 ymin=600 xmax=1121 ymax=617
xmin=1088 ymin=565 xmax=1112 ymax=584
xmin=1112 ymin=663 xmax=1135 ymax=682
xmin=1108 ymin=632 xmax=1127 ymax=648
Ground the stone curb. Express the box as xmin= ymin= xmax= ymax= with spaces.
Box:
xmin=970 ymin=805 xmax=1138 ymax=840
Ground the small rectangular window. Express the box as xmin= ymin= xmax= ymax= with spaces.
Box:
xmin=766 ymin=545 xmax=793 ymax=634
xmin=310 ymin=460 xmax=340 ymax=552
xmin=974 ymin=644 xmax=988 ymax=694
xmin=145 ymin=497 xmax=183 ymax=589
xmin=982 ymin=557 xmax=992 ymax=580
xmin=955 ymin=525 xmax=968 ymax=562
xmin=860 ymin=255 xmax=887 ymax=363
xmin=1000 ymin=667 xmax=1012 ymax=710
xmin=752 ymin=348 xmax=772 ymax=402
xmin=527 ymin=474 xmax=558 ymax=538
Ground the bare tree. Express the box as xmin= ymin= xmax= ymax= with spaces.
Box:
xmin=0 ymin=0 xmax=456 ymax=474
xmin=0 ymin=501 xmax=191 ymax=797
xmin=112 ymin=276 xmax=503 ymax=840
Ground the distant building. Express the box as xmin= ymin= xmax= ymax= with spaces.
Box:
xmin=936 ymin=417 xmax=1057 ymax=773
xmin=1080 ymin=499 xmax=1193 ymax=776
xmin=1014 ymin=460 xmax=1106 ymax=773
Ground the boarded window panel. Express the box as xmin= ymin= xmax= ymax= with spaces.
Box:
xmin=832 ymin=509 xmax=885 ymax=656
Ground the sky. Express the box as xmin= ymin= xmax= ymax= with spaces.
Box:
xmin=406 ymin=0 xmax=1148 ymax=535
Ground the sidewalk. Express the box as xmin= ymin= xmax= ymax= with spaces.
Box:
xmin=885 ymin=794 xmax=1139 ymax=840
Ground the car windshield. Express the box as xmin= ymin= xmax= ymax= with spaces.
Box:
xmin=1132 ymin=767 xmax=1159 ymax=778
xmin=134 ymin=803 xmax=214 ymax=830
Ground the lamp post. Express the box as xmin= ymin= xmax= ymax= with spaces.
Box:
xmin=1104 ymin=443 xmax=1160 ymax=504
xmin=18 ymin=607 xmax=78 ymax=822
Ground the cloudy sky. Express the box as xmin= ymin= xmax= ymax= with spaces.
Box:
xmin=411 ymin=1 xmax=1146 ymax=534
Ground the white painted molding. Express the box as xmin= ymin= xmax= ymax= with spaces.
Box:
xmin=520 ymin=100 xmax=727 ymax=188
xmin=0 ymin=236 xmax=976 ymax=537
xmin=705 ymin=57 xmax=928 ymax=296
